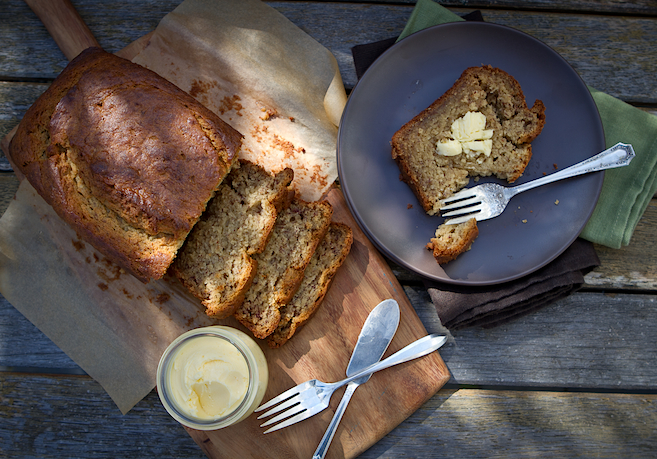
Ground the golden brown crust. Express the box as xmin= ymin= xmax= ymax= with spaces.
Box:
xmin=392 ymin=65 xmax=545 ymax=216
xmin=426 ymin=219 xmax=479 ymax=264
xmin=267 ymin=222 xmax=353 ymax=348
xmin=9 ymin=47 xmax=242 ymax=282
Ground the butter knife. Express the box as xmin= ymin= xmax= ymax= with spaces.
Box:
xmin=312 ymin=298 xmax=400 ymax=459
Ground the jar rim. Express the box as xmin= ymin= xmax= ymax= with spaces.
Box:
xmin=156 ymin=326 xmax=260 ymax=430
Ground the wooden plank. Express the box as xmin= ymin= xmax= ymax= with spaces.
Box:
xmin=402 ymin=288 xmax=657 ymax=391
xmin=361 ymin=388 xmax=657 ymax=459
xmin=0 ymin=296 xmax=80 ymax=372
xmin=2 ymin=373 xmax=656 ymax=458
xmin=588 ymin=200 xmax=657 ymax=290
xmin=2 ymin=1 xmax=657 ymax=103
xmin=0 ymin=374 xmax=206 ymax=459
xmin=344 ymin=0 xmax=657 ymax=16
xmin=1 ymin=0 xmax=178 ymax=78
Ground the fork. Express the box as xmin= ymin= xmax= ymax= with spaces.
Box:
xmin=255 ymin=333 xmax=447 ymax=433
xmin=440 ymin=142 xmax=635 ymax=225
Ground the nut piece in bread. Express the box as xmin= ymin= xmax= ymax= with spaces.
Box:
xmin=9 ymin=47 xmax=242 ymax=282
xmin=392 ymin=65 xmax=545 ymax=216
xmin=426 ymin=219 xmax=479 ymax=264
xmin=172 ymin=160 xmax=294 ymax=318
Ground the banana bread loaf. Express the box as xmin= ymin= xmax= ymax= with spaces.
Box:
xmin=392 ymin=65 xmax=545 ymax=216
xmin=267 ymin=222 xmax=353 ymax=348
xmin=9 ymin=47 xmax=241 ymax=282
xmin=172 ymin=160 xmax=294 ymax=318
xmin=234 ymin=197 xmax=333 ymax=339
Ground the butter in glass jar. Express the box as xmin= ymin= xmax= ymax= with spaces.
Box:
xmin=157 ymin=326 xmax=268 ymax=430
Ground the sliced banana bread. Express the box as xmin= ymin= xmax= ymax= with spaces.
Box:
xmin=392 ymin=65 xmax=545 ymax=216
xmin=172 ymin=160 xmax=294 ymax=318
xmin=426 ymin=218 xmax=479 ymax=264
xmin=267 ymin=222 xmax=353 ymax=348
xmin=234 ymin=197 xmax=333 ymax=339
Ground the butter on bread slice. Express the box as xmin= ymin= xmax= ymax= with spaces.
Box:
xmin=392 ymin=65 xmax=545 ymax=216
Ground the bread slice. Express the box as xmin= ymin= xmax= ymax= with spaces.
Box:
xmin=267 ymin=222 xmax=353 ymax=348
xmin=234 ymin=197 xmax=333 ymax=339
xmin=8 ymin=47 xmax=241 ymax=282
xmin=426 ymin=218 xmax=479 ymax=264
xmin=172 ymin=160 xmax=294 ymax=318
xmin=392 ymin=65 xmax=545 ymax=216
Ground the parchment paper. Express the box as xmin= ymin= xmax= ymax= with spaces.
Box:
xmin=132 ymin=0 xmax=347 ymax=201
xmin=0 ymin=0 xmax=347 ymax=413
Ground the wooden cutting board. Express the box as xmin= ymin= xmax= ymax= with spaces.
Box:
xmin=11 ymin=1 xmax=451 ymax=458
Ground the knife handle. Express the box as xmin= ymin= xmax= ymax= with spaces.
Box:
xmin=312 ymin=383 xmax=358 ymax=459
xmin=24 ymin=0 xmax=100 ymax=60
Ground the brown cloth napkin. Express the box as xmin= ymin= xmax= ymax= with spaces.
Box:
xmin=351 ymin=11 xmax=600 ymax=329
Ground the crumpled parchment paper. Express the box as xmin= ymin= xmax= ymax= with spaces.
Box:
xmin=0 ymin=0 xmax=347 ymax=413
xmin=132 ymin=0 xmax=347 ymax=201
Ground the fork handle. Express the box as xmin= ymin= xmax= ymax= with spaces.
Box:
xmin=510 ymin=142 xmax=635 ymax=197
xmin=335 ymin=334 xmax=447 ymax=388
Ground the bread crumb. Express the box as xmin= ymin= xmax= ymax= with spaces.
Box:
xmin=555 ymin=199 xmax=560 ymax=205
xmin=260 ymin=107 xmax=278 ymax=120
xmin=522 ymin=219 xmax=528 ymax=223
xmin=407 ymin=203 xmax=413 ymax=209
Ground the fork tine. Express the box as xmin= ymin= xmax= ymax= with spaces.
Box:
xmin=441 ymin=188 xmax=475 ymax=204
xmin=440 ymin=195 xmax=481 ymax=212
xmin=441 ymin=203 xmax=484 ymax=218
xmin=259 ymin=402 xmax=307 ymax=428
xmin=256 ymin=394 xmax=302 ymax=420
xmin=262 ymin=402 xmax=328 ymax=434
xmin=443 ymin=214 xmax=480 ymax=225
xmin=255 ymin=381 xmax=311 ymax=413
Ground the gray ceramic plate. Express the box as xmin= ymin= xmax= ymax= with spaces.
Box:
xmin=337 ymin=22 xmax=605 ymax=286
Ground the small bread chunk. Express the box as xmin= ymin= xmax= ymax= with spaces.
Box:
xmin=426 ymin=219 xmax=479 ymax=264
xmin=9 ymin=47 xmax=241 ymax=282
xmin=234 ymin=198 xmax=333 ymax=339
xmin=172 ymin=160 xmax=294 ymax=318
xmin=267 ymin=222 xmax=353 ymax=348
xmin=392 ymin=65 xmax=545 ymax=216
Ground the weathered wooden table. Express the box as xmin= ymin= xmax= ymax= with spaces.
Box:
xmin=1 ymin=0 xmax=656 ymax=457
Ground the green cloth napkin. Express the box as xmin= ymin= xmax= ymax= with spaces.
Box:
xmin=582 ymin=89 xmax=657 ymax=247
xmin=397 ymin=0 xmax=463 ymax=41
xmin=398 ymin=0 xmax=657 ymax=248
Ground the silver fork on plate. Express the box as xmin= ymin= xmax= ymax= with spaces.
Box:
xmin=255 ymin=333 xmax=447 ymax=434
xmin=440 ymin=142 xmax=635 ymax=225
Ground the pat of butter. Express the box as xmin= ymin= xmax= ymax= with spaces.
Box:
xmin=436 ymin=139 xmax=462 ymax=156
xmin=437 ymin=111 xmax=494 ymax=157
xmin=170 ymin=336 xmax=249 ymax=420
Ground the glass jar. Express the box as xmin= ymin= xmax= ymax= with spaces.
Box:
xmin=157 ymin=325 xmax=268 ymax=430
